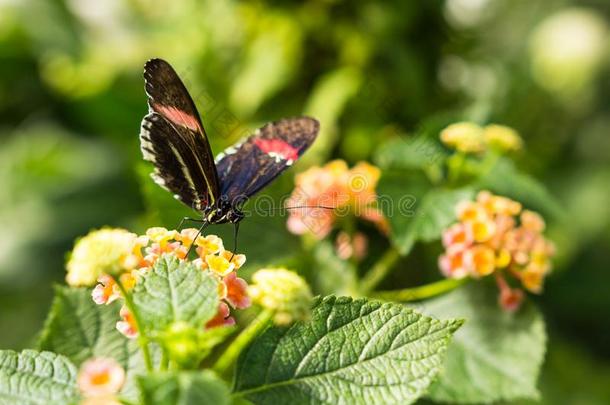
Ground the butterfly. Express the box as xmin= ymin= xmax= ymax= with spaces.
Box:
xmin=139 ymin=58 xmax=319 ymax=243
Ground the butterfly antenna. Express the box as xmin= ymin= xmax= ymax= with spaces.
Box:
xmin=176 ymin=216 xmax=205 ymax=231
xmin=269 ymin=205 xmax=336 ymax=212
xmin=230 ymin=222 xmax=240 ymax=262
xmin=186 ymin=221 xmax=210 ymax=257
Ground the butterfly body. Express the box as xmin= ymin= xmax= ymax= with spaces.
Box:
xmin=139 ymin=58 xmax=319 ymax=227
xmin=200 ymin=196 xmax=244 ymax=224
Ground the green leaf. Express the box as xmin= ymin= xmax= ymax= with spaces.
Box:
xmin=424 ymin=283 xmax=546 ymax=403
xmin=378 ymin=171 xmax=473 ymax=255
xmin=0 ymin=350 xmax=79 ymax=405
xmin=234 ymin=296 xmax=463 ymax=405
xmin=37 ymin=286 xmax=154 ymax=400
xmin=477 ymin=157 xmax=563 ymax=219
xmin=310 ymin=240 xmax=357 ymax=296
xmin=401 ymin=188 xmax=473 ymax=246
xmin=132 ymin=254 xmax=219 ymax=333
xmin=38 ymin=286 xmax=128 ymax=365
xmin=138 ymin=371 xmax=230 ymax=405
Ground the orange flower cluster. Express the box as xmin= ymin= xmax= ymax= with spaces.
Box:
xmin=91 ymin=227 xmax=250 ymax=337
xmin=439 ymin=191 xmax=555 ymax=311
xmin=286 ymin=160 xmax=388 ymax=241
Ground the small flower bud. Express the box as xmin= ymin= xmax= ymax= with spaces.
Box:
xmin=159 ymin=321 xmax=201 ymax=368
xmin=440 ymin=122 xmax=486 ymax=153
xmin=249 ymin=268 xmax=313 ymax=325
xmin=499 ymin=286 xmax=525 ymax=312
xmin=483 ymin=124 xmax=523 ymax=152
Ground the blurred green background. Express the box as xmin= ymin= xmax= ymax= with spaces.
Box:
xmin=0 ymin=0 xmax=609 ymax=403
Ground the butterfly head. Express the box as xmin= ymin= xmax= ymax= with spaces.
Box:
xmin=203 ymin=196 xmax=244 ymax=224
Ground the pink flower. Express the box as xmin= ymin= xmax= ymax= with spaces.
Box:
xmin=206 ymin=302 xmax=235 ymax=328
xmin=91 ymin=275 xmax=120 ymax=305
xmin=335 ymin=231 xmax=369 ymax=261
xmin=438 ymin=247 xmax=469 ymax=279
xmin=496 ymin=275 xmax=524 ymax=312
xmin=224 ymin=272 xmax=251 ymax=309
xmin=116 ymin=306 xmax=138 ymax=339
xmin=286 ymin=208 xmax=335 ymax=239
xmin=521 ymin=210 xmax=545 ymax=232
xmin=442 ymin=223 xmax=473 ymax=250
xmin=77 ymin=358 xmax=125 ymax=397
xmin=286 ymin=160 xmax=387 ymax=239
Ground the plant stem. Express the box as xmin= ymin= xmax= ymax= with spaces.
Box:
xmin=343 ymin=217 xmax=362 ymax=296
xmin=479 ymin=150 xmax=500 ymax=176
xmin=447 ymin=152 xmax=466 ymax=183
xmin=372 ymin=277 xmax=467 ymax=302
xmin=212 ymin=309 xmax=274 ymax=376
xmin=159 ymin=348 xmax=169 ymax=372
xmin=115 ymin=277 xmax=154 ymax=372
xmin=359 ymin=247 xmax=401 ymax=295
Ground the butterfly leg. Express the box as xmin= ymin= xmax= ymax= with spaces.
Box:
xmin=185 ymin=221 xmax=210 ymax=257
xmin=176 ymin=216 xmax=206 ymax=231
xmin=229 ymin=222 xmax=240 ymax=262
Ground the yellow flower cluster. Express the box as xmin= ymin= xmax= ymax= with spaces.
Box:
xmin=249 ymin=268 xmax=312 ymax=325
xmin=440 ymin=122 xmax=523 ymax=153
xmin=66 ymin=228 xmax=139 ymax=287
xmin=286 ymin=160 xmax=388 ymax=239
xmin=439 ymin=191 xmax=555 ymax=310
xmin=67 ymin=227 xmax=249 ymax=338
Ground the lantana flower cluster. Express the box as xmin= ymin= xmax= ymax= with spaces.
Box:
xmin=286 ymin=160 xmax=388 ymax=259
xmin=66 ymin=227 xmax=250 ymax=338
xmin=440 ymin=122 xmax=523 ymax=153
xmin=439 ymin=191 xmax=555 ymax=311
xmin=249 ymin=268 xmax=313 ymax=325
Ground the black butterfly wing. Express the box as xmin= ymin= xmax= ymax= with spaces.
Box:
xmin=215 ymin=117 xmax=319 ymax=202
xmin=140 ymin=58 xmax=220 ymax=210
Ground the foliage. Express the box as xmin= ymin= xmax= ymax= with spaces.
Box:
xmin=234 ymin=296 xmax=461 ymax=405
xmin=37 ymin=287 xmax=153 ymax=400
xmin=0 ymin=350 xmax=80 ymax=405
xmin=1 ymin=256 xmax=463 ymax=404
xmin=424 ymin=284 xmax=546 ymax=403
xmin=132 ymin=255 xmax=219 ymax=333
xmin=138 ymin=371 xmax=231 ymax=405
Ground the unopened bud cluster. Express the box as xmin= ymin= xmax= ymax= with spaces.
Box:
xmin=249 ymin=268 xmax=313 ymax=325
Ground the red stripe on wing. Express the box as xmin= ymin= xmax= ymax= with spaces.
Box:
xmin=253 ymin=138 xmax=299 ymax=162
xmin=153 ymin=103 xmax=202 ymax=132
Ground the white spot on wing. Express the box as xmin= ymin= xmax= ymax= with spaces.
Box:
xmin=215 ymin=137 xmax=247 ymax=163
